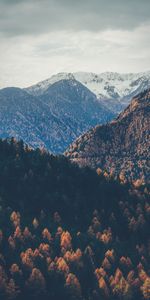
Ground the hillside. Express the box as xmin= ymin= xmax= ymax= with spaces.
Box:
xmin=0 ymin=138 xmax=149 ymax=300
xmin=65 ymin=89 xmax=150 ymax=183
xmin=0 ymin=81 xmax=114 ymax=153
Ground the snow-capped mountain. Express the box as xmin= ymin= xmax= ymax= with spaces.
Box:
xmin=75 ymin=71 xmax=150 ymax=100
xmin=26 ymin=73 xmax=75 ymax=96
xmin=26 ymin=71 xmax=150 ymax=113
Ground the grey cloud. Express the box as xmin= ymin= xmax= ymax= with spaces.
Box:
xmin=0 ymin=0 xmax=150 ymax=37
xmin=0 ymin=24 xmax=150 ymax=88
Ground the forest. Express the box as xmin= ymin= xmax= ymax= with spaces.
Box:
xmin=0 ymin=138 xmax=149 ymax=300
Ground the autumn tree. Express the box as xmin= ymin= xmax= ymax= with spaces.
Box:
xmin=65 ymin=273 xmax=82 ymax=299
xmin=141 ymin=277 xmax=150 ymax=299
xmin=26 ymin=268 xmax=46 ymax=298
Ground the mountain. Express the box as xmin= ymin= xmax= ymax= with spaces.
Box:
xmin=39 ymin=78 xmax=114 ymax=136
xmin=1 ymin=71 xmax=149 ymax=154
xmin=0 ymin=80 xmax=114 ymax=153
xmin=26 ymin=71 xmax=150 ymax=113
xmin=65 ymin=89 xmax=150 ymax=183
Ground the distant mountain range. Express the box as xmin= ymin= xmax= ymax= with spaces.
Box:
xmin=0 ymin=71 xmax=150 ymax=154
xmin=26 ymin=71 xmax=150 ymax=113
xmin=65 ymin=89 xmax=150 ymax=183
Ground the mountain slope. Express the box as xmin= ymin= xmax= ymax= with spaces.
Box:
xmin=0 ymin=80 xmax=114 ymax=153
xmin=26 ymin=71 xmax=150 ymax=113
xmin=40 ymin=78 xmax=113 ymax=129
xmin=65 ymin=89 xmax=150 ymax=182
xmin=39 ymin=79 xmax=114 ymax=152
xmin=0 ymin=87 xmax=49 ymax=148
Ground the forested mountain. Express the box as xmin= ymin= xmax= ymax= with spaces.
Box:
xmin=0 ymin=81 xmax=114 ymax=154
xmin=0 ymin=138 xmax=149 ymax=300
xmin=65 ymin=89 xmax=150 ymax=183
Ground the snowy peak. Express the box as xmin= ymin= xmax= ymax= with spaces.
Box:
xmin=26 ymin=71 xmax=150 ymax=106
xmin=26 ymin=73 xmax=76 ymax=96
xmin=74 ymin=71 xmax=150 ymax=99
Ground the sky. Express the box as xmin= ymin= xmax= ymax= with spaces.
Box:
xmin=0 ymin=0 xmax=150 ymax=88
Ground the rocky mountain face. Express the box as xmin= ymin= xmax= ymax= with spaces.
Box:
xmin=0 ymin=80 xmax=114 ymax=153
xmin=65 ymin=89 xmax=150 ymax=183
xmin=26 ymin=71 xmax=150 ymax=113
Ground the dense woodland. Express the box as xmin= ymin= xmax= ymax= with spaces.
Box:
xmin=0 ymin=138 xmax=149 ymax=300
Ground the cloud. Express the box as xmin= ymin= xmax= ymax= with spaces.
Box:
xmin=0 ymin=0 xmax=150 ymax=37
xmin=0 ymin=0 xmax=150 ymax=87
xmin=0 ymin=23 xmax=150 ymax=88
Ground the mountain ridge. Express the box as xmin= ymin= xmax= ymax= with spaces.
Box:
xmin=65 ymin=89 xmax=150 ymax=183
xmin=26 ymin=71 xmax=150 ymax=112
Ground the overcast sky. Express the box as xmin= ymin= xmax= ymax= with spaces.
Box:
xmin=0 ymin=0 xmax=150 ymax=88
